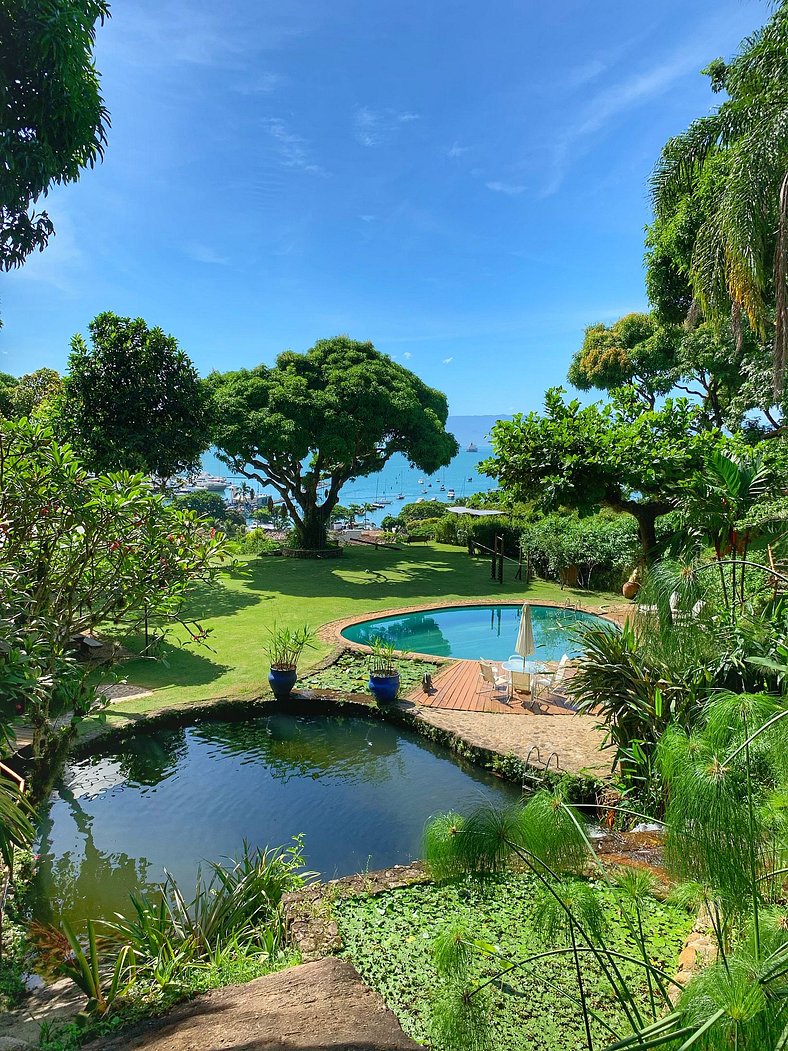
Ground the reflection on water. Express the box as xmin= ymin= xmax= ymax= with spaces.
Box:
xmin=349 ymin=614 xmax=452 ymax=656
xmin=343 ymin=604 xmax=604 ymax=662
xmin=34 ymin=713 xmax=521 ymax=928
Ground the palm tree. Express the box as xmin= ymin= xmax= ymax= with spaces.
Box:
xmin=651 ymin=5 xmax=788 ymax=394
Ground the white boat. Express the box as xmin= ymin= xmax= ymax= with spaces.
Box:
xmin=466 ymin=442 xmax=478 ymax=453
xmin=397 ymin=493 xmax=404 ymax=500
xmin=192 ymin=472 xmax=228 ymax=492
xmin=447 ymin=489 xmax=455 ymax=499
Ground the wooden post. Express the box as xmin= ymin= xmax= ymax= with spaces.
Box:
xmin=490 ymin=537 xmax=497 ymax=580
xmin=497 ymin=535 xmax=504 ymax=584
xmin=515 ymin=547 xmax=523 ymax=581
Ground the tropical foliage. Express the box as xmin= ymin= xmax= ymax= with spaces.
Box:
xmin=649 ymin=2 xmax=788 ymax=398
xmin=0 ymin=418 xmax=227 ymax=765
xmin=484 ymin=388 xmax=729 ymax=560
xmin=424 ymin=691 xmax=788 ymax=1049
xmin=0 ymin=0 xmax=110 ymax=271
xmin=33 ymin=840 xmax=312 ymax=1022
xmin=60 ymin=313 xmax=211 ymax=480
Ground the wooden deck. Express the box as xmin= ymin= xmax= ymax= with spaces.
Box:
xmin=406 ymin=659 xmax=574 ymax=716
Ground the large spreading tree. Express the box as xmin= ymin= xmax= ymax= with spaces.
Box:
xmin=484 ymin=388 xmax=731 ymax=561
xmin=60 ymin=312 xmax=210 ymax=479
xmin=209 ymin=336 xmax=459 ymax=550
xmin=0 ymin=0 xmax=110 ymax=270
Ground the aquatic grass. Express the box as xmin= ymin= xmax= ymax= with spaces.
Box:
xmin=104 ymin=838 xmax=315 ymax=966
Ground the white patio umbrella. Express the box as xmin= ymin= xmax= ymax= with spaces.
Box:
xmin=514 ymin=602 xmax=535 ymax=660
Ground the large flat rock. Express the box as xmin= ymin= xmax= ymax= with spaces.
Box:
xmin=85 ymin=958 xmax=421 ymax=1051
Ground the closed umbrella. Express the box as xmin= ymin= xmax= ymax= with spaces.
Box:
xmin=515 ymin=602 xmax=535 ymax=661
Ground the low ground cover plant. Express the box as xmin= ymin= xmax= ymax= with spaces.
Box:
xmin=335 ymin=872 xmax=691 ymax=1051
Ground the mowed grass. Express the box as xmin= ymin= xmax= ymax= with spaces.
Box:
xmin=106 ymin=543 xmax=617 ymax=718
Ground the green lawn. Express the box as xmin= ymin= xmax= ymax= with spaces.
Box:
xmin=106 ymin=543 xmax=617 ymax=718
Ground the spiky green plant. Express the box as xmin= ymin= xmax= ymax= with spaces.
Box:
xmin=425 ymin=697 xmax=788 ymax=1050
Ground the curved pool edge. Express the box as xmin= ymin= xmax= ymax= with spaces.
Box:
xmin=320 ymin=597 xmax=629 ymax=664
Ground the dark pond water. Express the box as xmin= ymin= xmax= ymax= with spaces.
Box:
xmin=34 ymin=712 xmax=521 ymax=927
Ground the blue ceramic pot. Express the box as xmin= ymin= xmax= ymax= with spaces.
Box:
xmin=268 ymin=667 xmax=297 ymax=700
xmin=368 ymin=672 xmax=400 ymax=704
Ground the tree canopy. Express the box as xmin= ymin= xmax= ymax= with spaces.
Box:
xmin=60 ymin=312 xmax=210 ymax=479
xmin=649 ymin=2 xmax=788 ymax=393
xmin=209 ymin=336 xmax=458 ymax=550
xmin=569 ymin=311 xmax=775 ymax=432
xmin=483 ymin=388 xmax=731 ymax=560
xmin=0 ymin=0 xmax=110 ymax=270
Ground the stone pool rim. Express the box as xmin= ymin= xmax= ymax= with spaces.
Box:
xmin=321 ymin=597 xmax=627 ymax=664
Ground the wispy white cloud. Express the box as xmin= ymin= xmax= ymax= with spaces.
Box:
xmin=12 ymin=206 xmax=83 ymax=294
xmin=543 ymin=30 xmax=728 ymax=196
xmin=353 ymin=106 xmax=421 ymax=147
xmin=486 ymin=181 xmax=526 ymax=196
xmin=233 ymin=71 xmax=282 ymax=95
xmin=403 ymin=351 xmax=412 ymax=359
xmin=448 ymin=142 xmax=469 ymax=158
xmin=359 ymin=214 xmax=376 ymax=223
xmin=442 ymin=356 xmax=454 ymax=364
xmin=186 ymin=242 xmax=229 ymax=265
xmin=102 ymin=1 xmax=314 ymax=71
xmin=263 ymin=118 xmax=327 ymax=174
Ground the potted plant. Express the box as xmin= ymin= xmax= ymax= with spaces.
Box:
xmin=367 ymin=637 xmax=401 ymax=704
xmin=264 ymin=624 xmax=315 ymax=700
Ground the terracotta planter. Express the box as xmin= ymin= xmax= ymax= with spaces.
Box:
xmin=622 ymin=579 xmax=640 ymax=600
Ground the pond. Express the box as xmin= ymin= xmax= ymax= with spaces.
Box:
xmin=341 ymin=603 xmax=605 ymax=661
xmin=34 ymin=712 xmax=521 ymax=927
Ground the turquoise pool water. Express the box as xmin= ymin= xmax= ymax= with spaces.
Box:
xmin=341 ymin=603 xmax=604 ymax=661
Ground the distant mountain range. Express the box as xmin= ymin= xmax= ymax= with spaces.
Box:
xmin=446 ymin=415 xmax=512 ymax=449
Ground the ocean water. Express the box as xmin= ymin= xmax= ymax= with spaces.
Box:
xmin=201 ymin=447 xmax=496 ymax=524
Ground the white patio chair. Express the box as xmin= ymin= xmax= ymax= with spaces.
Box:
xmin=533 ymin=654 xmax=570 ymax=703
xmin=479 ymin=660 xmax=511 ymax=702
xmin=510 ymin=668 xmax=547 ymax=713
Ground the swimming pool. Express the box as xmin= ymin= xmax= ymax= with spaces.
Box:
xmin=341 ymin=603 xmax=605 ymax=662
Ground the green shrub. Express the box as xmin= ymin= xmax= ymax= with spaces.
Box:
xmin=522 ymin=512 xmax=638 ymax=589
xmin=401 ymin=500 xmax=450 ymax=521
xmin=432 ymin=515 xmax=461 ymax=544
xmin=236 ymin=530 xmax=282 ymax=555
xmin=407 ymin=517 xmax=442 ymax=539
xmin=465 ymin=516 xmax=526 ymax=558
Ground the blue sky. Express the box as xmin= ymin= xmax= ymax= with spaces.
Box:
xmin=1 ymin=0 xmax=763 ymax=414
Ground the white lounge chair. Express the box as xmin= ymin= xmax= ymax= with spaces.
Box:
xmin=479 ymin=660 xmax=510 ymax=702
xmin=533 ymin=654 xmax=570 ymax=703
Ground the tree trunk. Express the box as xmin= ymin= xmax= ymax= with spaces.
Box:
xmin=631 ymin=506 xmax=662 ymax=565
xmin=296 ymin=504 xmax=331 ymax=550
